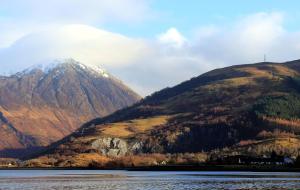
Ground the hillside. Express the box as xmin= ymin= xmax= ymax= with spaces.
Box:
xmin=29 ymin=60 xmax=300 ymax=167
xmin=0 ymin=59 xmax=140 ymax=157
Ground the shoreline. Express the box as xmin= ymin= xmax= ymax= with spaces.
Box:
xmin=1 ymin=165 xmax=299 ymax=172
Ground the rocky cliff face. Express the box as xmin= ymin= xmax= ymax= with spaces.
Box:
xmin=0 ymin=59 xmax=141 ymax=157
xmin=90 ymin=137 xmax=143 ymax=157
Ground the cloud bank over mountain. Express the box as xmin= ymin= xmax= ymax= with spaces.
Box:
xmin=1 ymin=0 xmax=300 ymax=95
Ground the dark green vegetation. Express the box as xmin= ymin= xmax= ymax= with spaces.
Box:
xmin=26 ymin=60 xmax=300 ymax=167
xmin=253 ymin=94 xmax=300 ymax=120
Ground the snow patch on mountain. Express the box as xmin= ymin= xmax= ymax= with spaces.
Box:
xmin=17 ymin=58 xmax=109 ymax=78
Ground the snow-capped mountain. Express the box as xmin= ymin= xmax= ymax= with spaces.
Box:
xmin=15 ymin=58 xmax=109 ymax=78
xmin=17 ymin=59 xmax=110 ymax=78
xmin=0 ymin=59 xmax=141 ymax=158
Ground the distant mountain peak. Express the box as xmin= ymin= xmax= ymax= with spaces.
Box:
xmin=0 ymin=58 xmax=140 ymax=158
xmin=17 ymin=58 xmax=109 ymax=78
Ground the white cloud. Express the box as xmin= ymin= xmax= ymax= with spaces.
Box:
xmin=0 ymin=25 xmax=149 ymax=74
xmin=158 ymin=27 xmax=187 ymax=47
xmin=191 ymin=12 xmax=297 ymax=65
xmin=0 ymin=0 xmax=152 ymax=47
xmin=233 ymin=12 xmax=285 ymax=59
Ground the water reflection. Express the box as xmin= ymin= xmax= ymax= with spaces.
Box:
xmin=0 ymin=170 xmax=299 ymax=190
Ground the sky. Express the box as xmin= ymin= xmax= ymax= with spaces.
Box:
xmin=1 ymin=0 xmax=300 ymax=96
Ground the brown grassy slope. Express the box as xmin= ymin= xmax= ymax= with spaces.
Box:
xmin=216 ymin=136 xmax=300 ymax=158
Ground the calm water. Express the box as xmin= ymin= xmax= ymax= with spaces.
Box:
xmin=0 ymin=170 xmax=299 ymax=190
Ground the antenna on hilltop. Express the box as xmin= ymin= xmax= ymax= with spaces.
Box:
xmin=264 ymin=54 xmax=266 ymax=62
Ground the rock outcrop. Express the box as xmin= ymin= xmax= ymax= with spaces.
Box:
xmin=91 ymin=138 xmax=143 ymax=157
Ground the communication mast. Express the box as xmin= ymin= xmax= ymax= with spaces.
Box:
xmin=266 ymin=54 xmax=275 ymax=80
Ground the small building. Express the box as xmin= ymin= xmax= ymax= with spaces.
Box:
xmin=284 ymin=157 xmax=294 ymax=165
xmin=210 ymin=155 xmax=294 ymax=166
